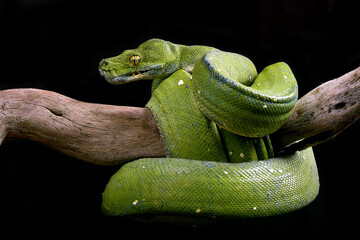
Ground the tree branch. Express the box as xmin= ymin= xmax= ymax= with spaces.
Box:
xmin=271 ymin=66 xmax=360 ymax=155
xmin=1 ymin=66 xmax=359 ymax=165
xmin=0 ymin=88 xmax=165 ymax=165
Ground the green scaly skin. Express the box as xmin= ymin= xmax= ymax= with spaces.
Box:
xmin=99 ymin=39 xmax=216 ymax=93
xmin=99 ymin=39 xmax=319 ymax=223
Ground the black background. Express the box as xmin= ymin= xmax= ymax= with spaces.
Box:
xmin=1 ymin=0 xmax=359 ymax=237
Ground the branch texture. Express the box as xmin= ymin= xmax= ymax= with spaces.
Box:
xmin=271 ymin=66 xmax=360 ymax=154
xmin=0 ymin=89 xmax=165 ymax=165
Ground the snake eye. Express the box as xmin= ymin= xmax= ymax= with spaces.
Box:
xmin=129 ymin=55 xmax=141 ymax=66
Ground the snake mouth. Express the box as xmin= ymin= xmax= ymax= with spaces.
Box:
xmin=100 ymin=65 xmax=163 ymax=84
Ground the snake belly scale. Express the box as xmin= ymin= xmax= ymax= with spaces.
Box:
xmin=99 ymin=39 xmax=319 ymax=222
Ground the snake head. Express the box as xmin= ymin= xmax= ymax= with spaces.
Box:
xmin=99 ymin=39 xmax=180 ymax=84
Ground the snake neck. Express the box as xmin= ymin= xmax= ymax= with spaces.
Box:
xmin=151 ymin=44 xmax=218 ymax=93
xmin=178 ymin=44 xmax=218 ymax=73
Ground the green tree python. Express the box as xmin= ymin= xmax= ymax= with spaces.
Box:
xmin=99 ymin=39 xmax=319 ymax=224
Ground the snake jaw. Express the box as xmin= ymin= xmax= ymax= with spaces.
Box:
xmin=99 ymin=64 xmax=163 ymax=84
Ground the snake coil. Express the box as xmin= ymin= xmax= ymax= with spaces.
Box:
xmin=99 ymin=39 xmax=319 ymax=224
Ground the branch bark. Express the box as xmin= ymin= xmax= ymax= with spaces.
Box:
xmin=0 ymin=89 xmax=165 ymax=165
xmin=1 ymin=66 xmax=359 ymax=165
xmin=271 ymin=66 xmax=360 ymax=155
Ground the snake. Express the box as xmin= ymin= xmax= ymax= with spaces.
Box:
xmin=98 ymin=39 xmax=319 ymax=224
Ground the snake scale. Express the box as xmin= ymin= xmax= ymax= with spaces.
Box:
xmin=98 ymin=39 xmax=319 ymax=224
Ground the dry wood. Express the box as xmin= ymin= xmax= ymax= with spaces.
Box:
xmin=0 ymin=88 xmax=165 ymax=165
xmin=271 ymin=66 xmax=360 ymax=155
xmin=0 ymin=66 xmax=359 ymax=165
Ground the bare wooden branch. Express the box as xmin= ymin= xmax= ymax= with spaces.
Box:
xmin=1 ymin=66 xmax=359 ymax=165
xmin=271 ymin=66 xmax=360 ymax=155
xmin=0 ymin=88 xmax=166 ymax=165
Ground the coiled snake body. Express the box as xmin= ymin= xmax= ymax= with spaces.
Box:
xmin=99 ymin=39 xmax=319 ymax=223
